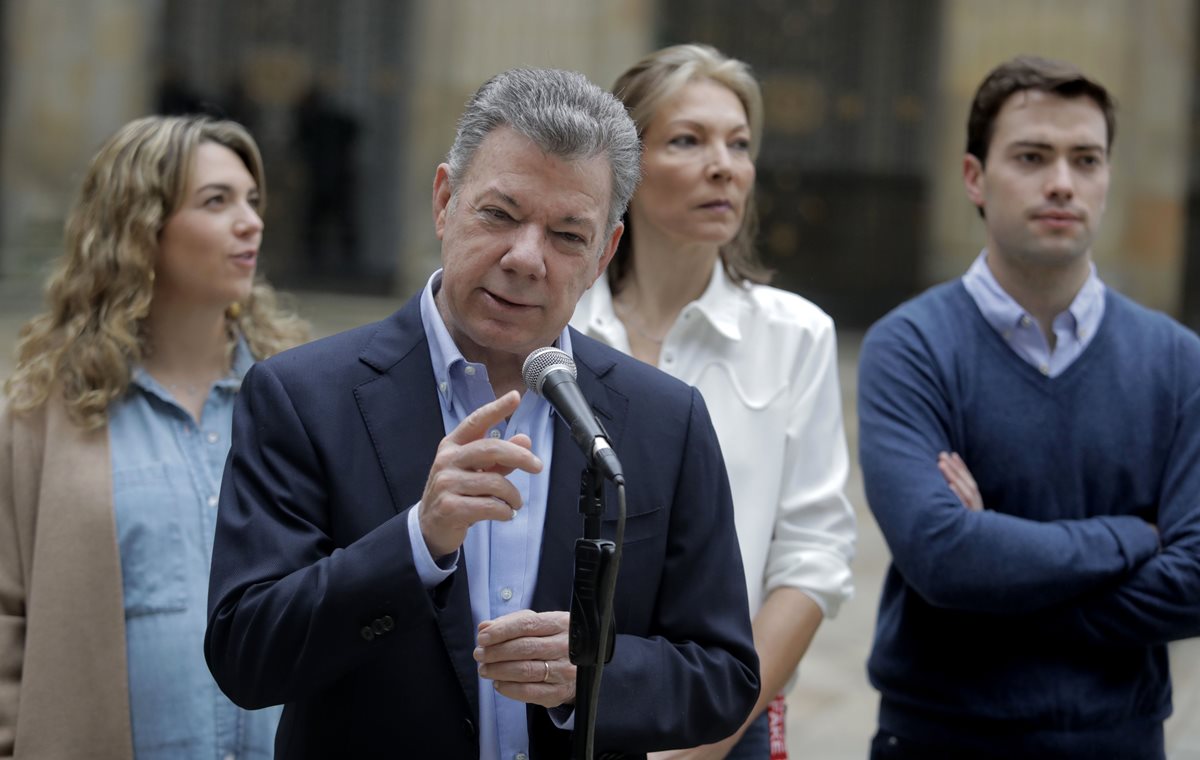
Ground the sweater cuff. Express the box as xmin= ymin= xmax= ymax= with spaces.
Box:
xmin=1101 ymin=515 xmax=1160 ymax=571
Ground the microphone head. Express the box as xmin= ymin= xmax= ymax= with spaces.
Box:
xmin=522 ymin=346 xmax=576 ymax=396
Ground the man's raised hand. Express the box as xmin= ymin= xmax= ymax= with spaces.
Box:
xmin=419 ymin=390 xmax=543 ymax=557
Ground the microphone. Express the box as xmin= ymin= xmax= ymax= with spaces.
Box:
xmin=522 ymin=347 xmax=624 ymax=485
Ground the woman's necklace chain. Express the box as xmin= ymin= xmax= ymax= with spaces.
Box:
xmin=166 ymin=379 xmax=211 ymax=398
xmin=154 ymin=330 xmax=236 ymax=399
xmin=161 ymin=362 xmax=230 ymax=399
xmin=613 ymin=294 xmax=670 ymax=344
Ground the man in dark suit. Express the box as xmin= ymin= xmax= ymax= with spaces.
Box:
xmin=205 ymin=68 xmax=759 ymax=759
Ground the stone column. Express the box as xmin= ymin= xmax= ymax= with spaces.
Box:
xmin=0 ymin=0 xmax=161 ymax=278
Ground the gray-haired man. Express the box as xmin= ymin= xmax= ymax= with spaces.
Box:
xmin=205 ymin=68 xmax=759 ymax=759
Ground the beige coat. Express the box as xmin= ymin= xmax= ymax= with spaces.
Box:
xmin=0 ymin=396 xmax=133 ymax=759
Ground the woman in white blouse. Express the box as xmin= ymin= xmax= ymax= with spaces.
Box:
xmin=571 ymin=44 xmax=856 ymax=760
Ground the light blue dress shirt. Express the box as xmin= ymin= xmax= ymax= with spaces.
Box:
xmin=406 ymin=270 xmax=561 ymax=760
xmin=109 ymin=338 xmax=281 ymax=760
xmin=962 ymin=249 xmax=1106 ymax=377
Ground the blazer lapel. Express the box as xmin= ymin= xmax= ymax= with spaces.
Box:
xmin=353 ymin=295 xmax=444 ymax=513
xmin=532 ymin=335 xmax=629 ymax=612
xmin=352 ymin=293 xmax=480 ymax=721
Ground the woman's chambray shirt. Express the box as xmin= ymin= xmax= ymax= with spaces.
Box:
xmin=109 ymin=339 xmax=280 ymax=760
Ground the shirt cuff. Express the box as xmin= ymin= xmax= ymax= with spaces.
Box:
xmin=548 ymin=705 xmax=575 ymax=730
xmin=407 ymin=503 xmax=458 ymax=589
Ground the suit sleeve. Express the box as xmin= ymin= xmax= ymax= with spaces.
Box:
xmin=858 ymin=318 xmax=1159 ymax=615
xmin=204 ymin=362 xmax=433 ymax=709
xmin=591 ymin=387 xmax=760 ymax=752
xmin=0 ymin=402 xmax=24 ymax=758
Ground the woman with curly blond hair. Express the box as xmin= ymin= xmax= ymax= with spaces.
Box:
xmin=0 ymin=115 xmax=309 ymax=759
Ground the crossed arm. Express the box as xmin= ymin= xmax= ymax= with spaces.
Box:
xmin=937 ymin=405 xmax=1200 ymax=647
xmin=860 ymin=321 xmax=1200 ymax=648
xmin=857 ymin=325 xmax=1161 ymax=616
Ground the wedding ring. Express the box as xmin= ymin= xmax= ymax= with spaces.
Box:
xmin=542 ymin=660 xmax=551 ymax=683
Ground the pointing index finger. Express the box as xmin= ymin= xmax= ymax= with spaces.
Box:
xmin=448 ymin=390 xmax=522 ymax=445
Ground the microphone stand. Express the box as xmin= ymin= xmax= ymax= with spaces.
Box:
xmin=570 ymin=465 xmax=624 ymax=760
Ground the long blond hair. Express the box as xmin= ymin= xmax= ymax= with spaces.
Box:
xmin=4 ymin=115 xmax=309 ymax=429
xmin=610 ymin=43 xmax=771 ymax=290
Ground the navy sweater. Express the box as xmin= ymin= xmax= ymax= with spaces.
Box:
xmin=859 ymin=282 xmax=1200 ymax=751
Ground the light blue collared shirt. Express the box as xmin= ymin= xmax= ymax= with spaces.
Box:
xmin=406 ymin=270 xmax=563 ymax=760
xmin=109 ymin=338 xmax=281 ymax=759
xmin=962 ymin=250 xmax=1106 ymax=377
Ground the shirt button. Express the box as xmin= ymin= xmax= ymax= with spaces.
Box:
xmin=663 ymin=352 xmax=674 ymax=363
xmin=488 ymin=429 xmax=501 ymax=439
xmin=500 ymin=587 xmax=513 ymax=601
xmin=206 ymin=431 xmax=219 ymax=444
xmin=1039 ymin=363 xmax=1050 ymax=376
xmin=515 ymin=754 xmax=528 ymax=760
xmin=1078 ymin=328 xmax=1088 ymax=339
xmin=464 ymin=365 xmax=476 ymax=376
xmin=224 ymin=754 xmax=236 ymax=760
xmin=207 ymin=495 xmax=218 ymax=508
xmin=439 ymin=381 xmax=449 ymax=395
xmin=1019 ymin=315 xmax=1032 ymax=328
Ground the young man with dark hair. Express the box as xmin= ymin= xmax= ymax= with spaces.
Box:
xmin=859 ymin=55 xmax=1200 ymax=759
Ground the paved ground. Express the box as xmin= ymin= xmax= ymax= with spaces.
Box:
xmin=1 ymin=277 xmax=1197 ymax=757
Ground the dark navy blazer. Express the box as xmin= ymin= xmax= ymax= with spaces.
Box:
xmin=205 ymin=292 xmax=759 ymax=759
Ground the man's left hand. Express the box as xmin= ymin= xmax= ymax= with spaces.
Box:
xmin=475 ymin=609 xmax=576 ymax=707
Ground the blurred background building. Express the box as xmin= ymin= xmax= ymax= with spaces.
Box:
xmin=2 ymin=0 xmax=1198 ymax=330
xmin=1 ymin=2 xmax=1199 ymax=757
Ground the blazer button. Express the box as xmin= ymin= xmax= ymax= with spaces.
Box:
xmin=360 ymin=626 xmax=375 ymax=641
xmin=463 ymin=717 xmax=476 ymax=737
xmin=381 ymin=615 xmax=394 ymax=631
xmin=372 ymin=619 xmax=386 ymax=635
